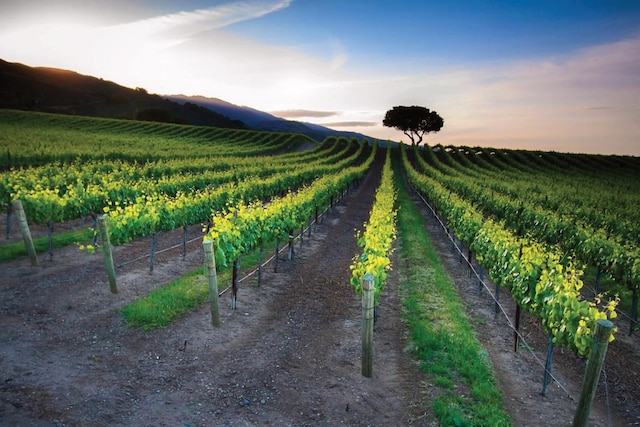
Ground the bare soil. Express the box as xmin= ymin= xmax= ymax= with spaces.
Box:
xmin=1 ymin=159 xmax=639 ymax=426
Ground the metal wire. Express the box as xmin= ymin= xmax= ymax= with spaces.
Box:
xmin=410 ymin=183 xmax=577 ymax=401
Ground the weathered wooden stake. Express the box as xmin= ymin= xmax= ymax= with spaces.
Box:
xmin=231 ymin=258 xmax=240 ymax=310
xmin=203 ymin=240 xmax=221 ymax=327
xmin=572 ymin=319 xmax=614 ymax=427
xmin=97 ymin=215 xmax=118 ymax=293
xmin=514 ymin=304 xmax=522 ymax=352
xmin=274 ymin=238 xmax=279 ymax=273
xmin=12 ymin=200 xmax=38 ymax=266
xmin=47 ymin=220 xmax=54 ymax=261
xmin=314 ymin=206 xmax=318 ymax=230
xmin=541 ymin=334 xmax=555 ymax=395
xmin=257 ymin=241 xmax=264 ymax=286
xmin=361 ymin=273 xmax=375 ymax=378
xmin=288 ymin=233 xmax=294 ymax=261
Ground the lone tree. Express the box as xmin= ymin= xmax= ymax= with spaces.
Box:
xmin=383 ymin=106 xmax=444 ymax=146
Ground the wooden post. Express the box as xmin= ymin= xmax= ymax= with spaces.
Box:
xmin=97 ymin=215 xmax=118 ymax=294
xmin=257 ymin=241 xmax=263 ymax=286
xmin=231 ymin=258 xmax=240 ymax=310
xmin=361 ymin=273 xmax=375 ymax=378
xmin=572 ymin=319 xmax=614 ymax=427
xmin=203 ymin=240 xmax=221 ymax=327
xmin=47 ymin=220 xmax=54 ymax=261
xmin=315 ymin=206 xmax=319 ymax=230
xmin=288 ymin=233 xmax=294 ymax=261
xmin=541 ymin=334 xmax=554 ymax=395
xmin=12 ymin=200 xmax=38 ymax=266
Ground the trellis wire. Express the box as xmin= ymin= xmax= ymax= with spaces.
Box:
xmin=410 ymin=184 xmax=577 ymax=402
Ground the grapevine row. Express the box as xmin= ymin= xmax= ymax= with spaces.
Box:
xmin=101 ymin=140 xmax=371 ymax=246
xmin=402 ymin=146 xmax=617 ymax=357
xmin=413 ymin=147 xmax=640 ymax=294
xmin=4 ymin=138 xmax=363 ymax=226
xmin=203 ymin=144 xmax=377 ymax=266
xmin=350 ymin=147 xmax=397 ymax=304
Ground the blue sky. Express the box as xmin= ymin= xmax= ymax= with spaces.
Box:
xmin=1 ymin=0 xmax=639 ymax=155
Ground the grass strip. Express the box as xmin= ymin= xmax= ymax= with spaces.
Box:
xmin=394 ymin=154 xmax=511 ymax=426
xmin=0 ymin=228 xmax=94 ymax=262
xmin=120 ymin=239 xmax=277 ymax=330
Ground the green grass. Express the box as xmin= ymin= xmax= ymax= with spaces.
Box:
xmin=393 ymin=152 xmax=511 ymax=426
xmin=120 ymin=239 xmax=278 ymax=329
xmin=0 ymin=228 xmax=94 ymax=262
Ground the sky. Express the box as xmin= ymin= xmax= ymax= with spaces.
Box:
xmin=1 ymin=0 xmax=639 ymax=155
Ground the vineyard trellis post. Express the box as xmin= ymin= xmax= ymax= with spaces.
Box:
xmin=541 ymin=334 xmax=555 ymax=395
xmin=361 ymin=273 xmax=375 ymax=378
xmin=12 ymin=200 xmax=39 ymax=266
xmin=46 ymin=221 xmax=54 ymax=261
xmin=288 ymin=232 xmax=294 ymax=261
xmin=97 ymin=215 xmax=118 ymax=294
xmin=314 ymin=206 xmax=319 ymax=230
xmin=231 ymin=258 xmax=240 ymax=310
xmin=513 ymin=304 xmax=522 ymax=352
xmin=572 ymin=319 xmax=614 ymax=427
xmin=257 ymin=241 xmax=264 ymax=286
xmin=203 ymin=240 xmax=221 ymax=327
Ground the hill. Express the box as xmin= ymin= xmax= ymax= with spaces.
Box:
xmin=0 ymin=58 xmax=243 ymax=129
xmin=167 ymin=94 xmax=373 ymax=142
xmin=0 ymin=58 xmax=375 ymax=142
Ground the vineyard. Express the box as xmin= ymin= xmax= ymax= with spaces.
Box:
xmin=1 ymin=109 xmax=639 ymax=425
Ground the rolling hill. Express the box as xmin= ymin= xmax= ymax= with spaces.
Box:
xmin=0 ymin=58 xmax=374 ymax=142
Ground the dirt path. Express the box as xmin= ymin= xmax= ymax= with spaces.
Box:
xmin=0 ymin=154 xmax=432 ymax=426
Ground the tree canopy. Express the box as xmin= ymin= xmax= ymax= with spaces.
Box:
xmin=382 ymin=106 xmax=444 ymax=146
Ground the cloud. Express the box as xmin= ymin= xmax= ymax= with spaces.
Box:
xmin=323 ymin=121 xmax=378 ymax=128
xmin=112 ymin=0 xmax=293 ymax=46
xmin=270 ymin=109 xmax=340 ymax=118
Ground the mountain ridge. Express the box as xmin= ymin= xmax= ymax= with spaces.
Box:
xmin=0 ymin=58 xmax=374 ymax=142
